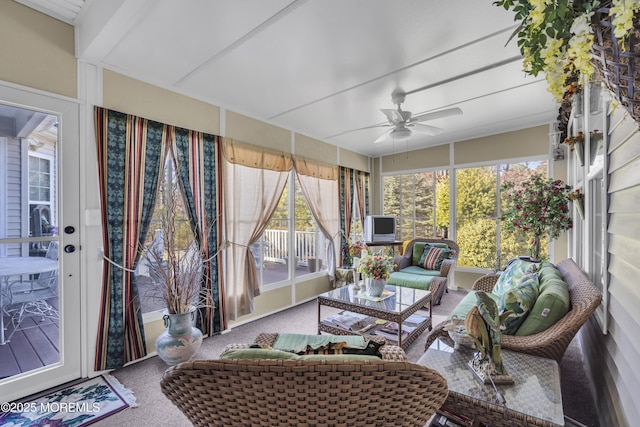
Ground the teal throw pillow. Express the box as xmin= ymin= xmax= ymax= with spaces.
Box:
xmin=418 ymin=245 xmax=452 ymax=270
xmin=492 ymin=258 xmax=540 ymax=298
xmin=499 ymin=272 xmax=540 ymax=335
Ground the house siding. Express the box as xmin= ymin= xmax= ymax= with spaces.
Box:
xmin=582 ymin=108 xmax=640 ymax=427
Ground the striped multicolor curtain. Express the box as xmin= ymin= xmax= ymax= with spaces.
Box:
xmin=94 ymin=107 xmax=168 ymax=370
xmin=171 ymin=127 xmax=223 ymax=334
xmin=354 ymin=169 xmax=370 ymax=226
xmin=338 ymin=167 xmax=353 ymax=266
xmin=339 ymin=167 xmax=370 ymax=265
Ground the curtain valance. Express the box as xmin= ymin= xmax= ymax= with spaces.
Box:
xmin=222 ymin=137 xmax=293 ymax=172
xmin=293 ymin=157 xmax=338 ymax=180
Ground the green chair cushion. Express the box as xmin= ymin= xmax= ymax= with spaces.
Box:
xmin=448 ymin=291 xmax=501 ymax=321
xmin=515 ymin=274 xmax=570 ymax=336
xmin=299 ymin=354 xmax=381 ymax=361
xmin=220 ymin=348 xmax=299 ymax=360
xmin=273 ymin=333 xmax=367 ymax=353
xmin=386 ymin=271 xmax=435 ymax=290
xmin=412 ymin=242 xmax=449 ymax=266
xmin=499 ymin=272 xmax=540 ymax=335
xmin=398 ymin=266 xmax=440 ymax=276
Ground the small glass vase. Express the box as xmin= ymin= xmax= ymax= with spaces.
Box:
xmin=368 ymin=279 xmax=385 ymax=297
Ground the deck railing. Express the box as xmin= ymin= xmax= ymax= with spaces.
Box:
xmin=262 ymin=229 xmax=321 ymax=264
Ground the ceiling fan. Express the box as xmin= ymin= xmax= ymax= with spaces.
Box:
xmin=368 ymin=90 xmax=463 ymax=144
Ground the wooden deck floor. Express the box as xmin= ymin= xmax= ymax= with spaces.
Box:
xmin=0 ymin=298 xmax=59 ymax=379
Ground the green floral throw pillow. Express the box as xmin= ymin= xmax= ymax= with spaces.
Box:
xmin=492 ymin=258 xmax=540 ymax=298
xmin=499 ymin=272 xmax=540 ymax=335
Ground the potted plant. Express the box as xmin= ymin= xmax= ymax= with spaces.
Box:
xmin=358 ymin=254 xmax=395 ymax=297
xmin=568 ymin=188 xmax=586 ymax=220
xmin=501 ymin=175 xmax=575 ymax=260
xmin=142 ymin=178 xmax=210 ymax=365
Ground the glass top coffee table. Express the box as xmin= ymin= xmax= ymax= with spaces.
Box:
xmin=317 ymin=283 xmax=432 ymax=349
xmin=418 ymin=338 xmax=564 ymax=427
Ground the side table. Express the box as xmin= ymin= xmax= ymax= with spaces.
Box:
xmin=417 ymin=339 xmax=564 ymax=427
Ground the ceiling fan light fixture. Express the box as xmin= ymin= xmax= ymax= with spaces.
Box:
xmin=391 ymin=128 xmax=412 ymax=141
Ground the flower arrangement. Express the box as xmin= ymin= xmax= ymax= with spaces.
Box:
xmin=495 ymin=0 xmax=640 ymax=102
xmin=568 ymin=188 xmax=584 ymax=202
xmin=501 ymin=175 xmax=574 ymax=260
xmin=358 ymin=254 xmax=395 ymax=281
xmin=568 ymin=188 xmax=586 ymax=219
xmin=349 ymin=241 xmax=369 ymax=258
xmin=564 ymin=131 xmax=585 ymax=151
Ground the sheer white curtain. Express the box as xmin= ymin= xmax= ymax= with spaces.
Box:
xmin=294 ymin=158 xmax=340 ymax=283
xmin=221 ymin=138 xmax=292 ymax=320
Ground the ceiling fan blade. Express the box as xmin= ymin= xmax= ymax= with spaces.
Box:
xmin=380 ymin=108 xmax=402 ymax=123
xmin=325 ymin=123 xmax=390 ymax=139
xmin=410 ymin=107 xmax=463 ymax=123
xmin=373 ymin=128 xmax=394 ymax=144
xmin=411 ymin=123 xmax=444 ymax=136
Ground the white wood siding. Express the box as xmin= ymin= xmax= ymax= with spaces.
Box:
xmin=582 ymin=109 xmax=640 ymax=427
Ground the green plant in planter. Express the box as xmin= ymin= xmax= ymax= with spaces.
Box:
xmin=501 ymin=175 xmax=574 ymax=260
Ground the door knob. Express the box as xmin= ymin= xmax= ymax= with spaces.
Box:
xmin=64 ymin=226 xmax=75 ymax=234
xmin=64 ymin=245 xmax=76 ymax=253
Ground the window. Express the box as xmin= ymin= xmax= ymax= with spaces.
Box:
xmin=138 ymin=156 xmax=195 ymax=314
xmin=455 ymin=161 xmax=548 ymax=270
xmin=382 ymin=170 xmax=448 ymax=241
xmin=254 ymin=171 xmax=328 ymax=288
xmin=383 ymin=161 xmax=548 ymax=271
xmin=28 ymin=153 xmax=54 ymax=238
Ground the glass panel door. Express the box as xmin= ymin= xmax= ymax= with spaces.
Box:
xmin=0 ymin=85 xmax=81 ymax=402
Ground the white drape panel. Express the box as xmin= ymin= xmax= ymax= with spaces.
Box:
xmin=222 ymin=139 xmax=292 ymax=320
xmin=294 ymin=158 xmax=340 ymax=283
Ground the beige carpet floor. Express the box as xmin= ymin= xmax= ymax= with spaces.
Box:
xmin=94 ymin=289 xmax=598 ymax=426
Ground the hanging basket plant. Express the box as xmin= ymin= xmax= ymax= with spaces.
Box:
xmin=495 ymin=0 xmax=640 ymax=132
xmin=591 ymin=2 xmax=640 ymax=123
xmin=564 ymin=131 xmax=586 ymax=166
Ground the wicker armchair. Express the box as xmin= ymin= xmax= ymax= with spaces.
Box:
xmin=392 ymin=238 xmax=460 ymax=305
xmin=161 ymin=334 xmax=449 ymax=427
xmin=424 ymin=258 xmax=602 ymax=363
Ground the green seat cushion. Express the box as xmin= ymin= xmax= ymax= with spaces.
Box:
xmin=412 ymin=242 xmax=449 ymax=266
xmin=273 ymin=333 xmax=367 ymax=353
xmin=220 ymin=348 xmax=299 ymax=360
xmin=515 ymin=272 xmax=570 ymax=336
xmin=299 ymin=354 xmax=381 ymax=361
xmin=492 ymin=258 xmax=540 ymax=298
xmin=499 ymin=272 xmax=540 ymax=335
xmin=220 ymin=349 xmax=382 ymax=362
xmin=398 ymin=266 xmax=440 ymax=276
xmin=448 ymin=291 xmax=501 ymax=321
xmin=386 ymin=271 xmax=435 ymax=290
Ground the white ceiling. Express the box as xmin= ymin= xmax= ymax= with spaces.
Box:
xmin=16 ymin=0 xmax=560 ymax=158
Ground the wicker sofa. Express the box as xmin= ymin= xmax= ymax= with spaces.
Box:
xmin=387 ymin=238 xmax=459 ymax=305
xmin=161 ymin=333 xmax=448 ymax=427
xmin=424 ymin=258 xmax=602 ymax=362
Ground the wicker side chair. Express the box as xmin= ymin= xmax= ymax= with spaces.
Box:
xmin=423 ymin=258 xmax=602 ymax=363
xmin=392 ymin=238 xmax=460 ymax=304
xmin=161 ymin=357 xmax=448 ymax=427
